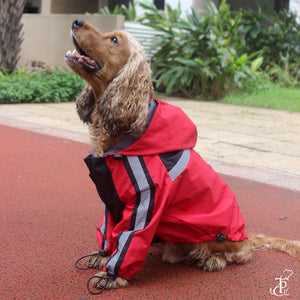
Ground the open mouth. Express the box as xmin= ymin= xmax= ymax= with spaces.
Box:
xmin=65 ymin=36 xmax=101 ymax=73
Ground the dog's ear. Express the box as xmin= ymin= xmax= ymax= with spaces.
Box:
xmin=76 ymin=84 xmax=95 ymax=124
xmin=98 ymin=33 xmax=153 ymax=136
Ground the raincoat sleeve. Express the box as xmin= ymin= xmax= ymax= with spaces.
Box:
xmin=101 ymin=155 xmax=169 ymax=280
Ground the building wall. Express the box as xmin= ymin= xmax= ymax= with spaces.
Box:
xmin=32 ymin=0 xmax=291 ymax=15
xmin=26 ymin=0 xmax=102 ymax=14
xmin=290 ymin=0 xmax=300 ymax=23
xmin=19 ymin=14 xmax=124 ymax=68
xmin=227 ymin=0 xmax=275 ymax=15
xmin=24 ymin=0 xmax=41 ymax=13
xmin=50 ymin=0 xmax=98 ymax=14
xmin=135 ymin=0 xmax=215 ymax=17
xmin=167 ymin=0 xmax=193 ymax=15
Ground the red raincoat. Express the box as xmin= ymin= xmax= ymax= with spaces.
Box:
xmin=84 ymin=99 xmax=248 ymax=280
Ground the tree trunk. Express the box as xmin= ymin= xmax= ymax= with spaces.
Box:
xmin=0 ymin=0 xmax=26 ymax=72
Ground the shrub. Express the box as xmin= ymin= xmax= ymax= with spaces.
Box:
xmin=139 ymin=0 xmax=264 ymax=99
xmin=99 ymin=2 xmax=137 ymax=21
xmin=0 ymin=68 xmax=85 ymax=104
xmin=237 ymin=8 xmax=300 ymax=86
xmin=140 ymin=0 xmax=300 ymax=98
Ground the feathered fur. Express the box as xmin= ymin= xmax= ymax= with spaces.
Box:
xmin=156 ymin=234 xmax=300 ymax=272
xmin=89 ymin=31 xmax=153 ymax=155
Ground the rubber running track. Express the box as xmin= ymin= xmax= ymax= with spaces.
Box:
xmin=0 ymin=124 xmax=299 ymax=299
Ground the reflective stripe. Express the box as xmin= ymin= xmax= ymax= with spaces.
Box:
xmin=105 ymin=156 xmax=155 ymax=276
xmin=127 ymin=156 xmax=152 ymax=230
xmin=168 ymin=149 xmax=190 ymax=181
xmin=105 ymin=231 xmax=134 ymax=276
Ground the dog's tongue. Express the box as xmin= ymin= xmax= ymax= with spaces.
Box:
xmin=78 ymin=55 xmax=97 ymax=66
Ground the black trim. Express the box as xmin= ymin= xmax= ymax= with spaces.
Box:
xmin=84 ymin=155 xmax=124 ymax=223
xmin=104 ymin=100 xmax=158 ymax=155
xmin=159 ymin=150 xmax=184 ymax=172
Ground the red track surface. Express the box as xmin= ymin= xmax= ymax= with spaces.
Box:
xmin=1 ymin=124 xmax=299 ymax=299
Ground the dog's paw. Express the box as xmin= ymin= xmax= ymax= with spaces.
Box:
xmin=202 ymin=255 xmax=227 ymax=271
xmin=90 ymin=271 xmax=129 ymax=290
xmin=84 ymin=251 xmax=109 ymax=270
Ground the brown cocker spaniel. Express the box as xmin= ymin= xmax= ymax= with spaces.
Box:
xmin=65 ymin=19 xmax=300 ymax=294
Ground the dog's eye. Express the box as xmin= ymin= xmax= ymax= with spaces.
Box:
xmin=111 ymin=36 xmax=118 ymax=45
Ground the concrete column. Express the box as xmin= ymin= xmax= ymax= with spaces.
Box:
xmin=41 ymin=0 xmax=51 ymax=15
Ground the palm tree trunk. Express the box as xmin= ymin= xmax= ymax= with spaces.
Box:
xmin=0 ymin=0 xmax=26 ymax=72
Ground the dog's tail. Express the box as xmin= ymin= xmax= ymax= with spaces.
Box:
xmin=248 ymin=234 xmax=300 ymax=260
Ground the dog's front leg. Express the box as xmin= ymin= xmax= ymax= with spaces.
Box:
xmin=90 ymin=271 xmax=129 ymax=290
xmin=84 ymin=251 xmax=110 ymax=269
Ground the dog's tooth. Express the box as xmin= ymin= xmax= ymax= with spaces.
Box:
xmin=72 ymin=49 xmax=77 ymax=56
xmin=67 ymin=50 xmax=72 ymax=55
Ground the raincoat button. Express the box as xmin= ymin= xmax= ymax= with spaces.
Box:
xmin=216 ymin=233 xmax=228 ymax=242
xmin=113 ymin=154 xmax=123 ymax=160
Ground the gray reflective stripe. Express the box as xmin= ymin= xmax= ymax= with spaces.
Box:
xmin=99 ymin=205 xmax=109 ymax=250
xmin=168 ymin=149 xmax=190 ymax=181
xmin=127 ymin=156 xmax=151 ymax=230
xmin=106 ymin=231 xmax=133 ymax=275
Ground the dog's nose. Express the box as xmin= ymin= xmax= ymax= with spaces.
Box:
xmin=72 ymin=19 xmax=84 ymax=29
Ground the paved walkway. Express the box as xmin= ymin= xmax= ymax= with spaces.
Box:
xmin=0 ymin=97 xmax=299 ymax=190
xmin=1 ymin=124 xmax=299 ymax=299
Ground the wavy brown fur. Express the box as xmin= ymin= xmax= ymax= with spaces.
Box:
xmin=156 ymin=234 xmax=300 ymax=272
xmin=90 ymin=31 xmax=153 ymax=155
xmin=66 ymin=20 xmax=153 ymax=156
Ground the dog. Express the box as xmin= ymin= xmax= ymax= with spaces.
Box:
xmin=65 ymin=19 xmax=300 ymax=293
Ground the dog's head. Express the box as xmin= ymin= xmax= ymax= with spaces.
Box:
xmin=65 ymin=19 xmax=153 ymax=129
xmin=65 ymin=19 xmax=131 ymax=96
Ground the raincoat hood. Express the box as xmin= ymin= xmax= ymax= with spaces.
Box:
xmin=104 ymin=99 xmax=197 ymax=156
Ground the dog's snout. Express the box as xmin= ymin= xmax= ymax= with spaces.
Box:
xmin=72 ymin=19 xmax=84 ymax=29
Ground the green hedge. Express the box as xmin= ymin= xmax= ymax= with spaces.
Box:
xmin=236 ymin=6 xmax=300 ymax=86
xmin=0 ymin=69 xmax=85 ymax=104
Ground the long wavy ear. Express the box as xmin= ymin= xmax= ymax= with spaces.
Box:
xmin=76 ymin=84 xmax=95 ymax=124
xmin=97 ymin=31 xmax=154 ymax=137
